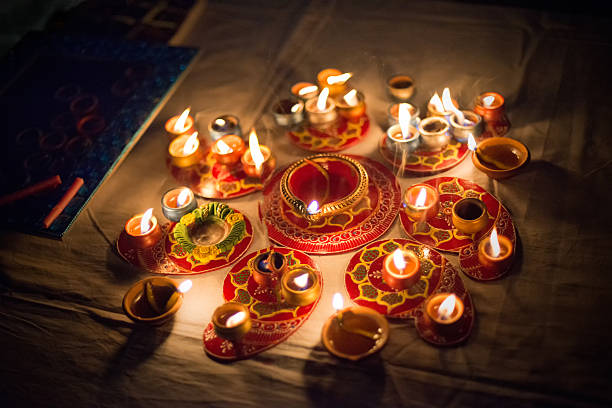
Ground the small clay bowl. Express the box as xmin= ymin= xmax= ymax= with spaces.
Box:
xmin=123 ymin=277 xmax=183 ymax=325
xmin=472 ymin=137 xmax=529 ymax=179
xmin=452 ymin=198 xmax=488 ymax=234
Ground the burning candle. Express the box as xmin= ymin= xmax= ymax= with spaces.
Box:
xmin=165 ymin=107 xmax=195 ymax=138
xmin=387 ymin=74 xmax=415 ymax=101
xmin=317 ymin=68 xmax=352 ymax=97
xmin=208 ymin=114 xmax=242 ymax=141
xmin=291 ymin=82 xmax=319 ymax=101
xmin=161 ymin=187 xmax=197 ymax=222
xmin=305 ymin=87 xmax=338 ymax=125
xmin=382 ymin=248 xmax=421 ymax=290
xmin=451 ymin=198 xmax=488 ymax=234
xmin=478 ymin=227 xmax=514 ymax=271
xmin=335 ymin=89 xmax=366 ymax=121
xmin=212 ymin=302 xmax=252 ymax=342
xmin=449 ymin=110 xmax=483 ymax=143
xmin=386 ymin=103 xmax=420 ymax=154
xmin=211 ymin=134 xmax=246 ymax=165
xmin=425 ymin=293 xmax=465 ymax=334
xmin=473 ymin=92 xmax=506 ymax=122
xmin=272 ymin=98 xmax=304 ymax=126
xmin=404 ymin=185 xmax=439 ymax=222
xmin=168 ymin=131 xmax=203 ymax=168
xmin=281 ymin=268 xmax=321 ymax=306
xmin=427 ymin=89 xmax=458 ymax=120
xmin=241 ymin=129 xmax=274 ymax=178
xmin=251 ymin=249 xmax=287 ymax=287
xmin=124 ymin=208 xmax=163 ymax=248
xmin=418 ymin=116 xmax=451 ymax=151
xmin=123 ymin=277 xmax=192 ymax=324
xmin=387 ymin=102 xmax=420 ymax=127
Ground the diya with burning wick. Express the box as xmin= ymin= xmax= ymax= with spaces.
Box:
xmin=387 ymin=102 xmax=420 ymax=127
xmin=478 ymin=227 xmax=513 ymax=272
xmin=317 ymin=68 xmax=352 ymax=97
xmin=208 ymin=114 xmax=242 ymax=141
xmin=251 ymin=249 xmax=287 ymax=288
xmin=387 ymin=74 xmax=415 ymax=101
xmin=404 ymin=185 xmax=439 ymax=222
xmin=424 ymin=293 xmax=465 ymax=336
xmin=165 ymin=107 xmax=195 ymax=138
xmin=161 ymin=187 xmax=197 ymax=222
xmin=241 ymin=129 xmax=275 ymax=178
xmin=168 ymin=132 xmax=203 ymax=168
xmin=124 ymin=208 xmax=163 ymax=249
xmin=335 ymin=89 xmax=366 ymax=121
xmin=382 ymin=248 xmax=421 ymax=291
xmin=123 ymin=278 xmax=192 ymax=325
xmin=386 ymin=103 xmax=420 ymax=154
xmin=439 ymin=89 xmax=484 ymax=143
xmin=452 ymin=197 xmax=488 ymax=235
xmin=468 ymin=135 xmax=529 ymax=179
xmin=473 ymin=92 xmax=506 ymax=123
xmin=427 ymin=88 xmax=458 ymax=120
xmin=211 ymin=134 xmax=246 ymax=165
xmin=291 ymin=82 xmax=319 ymax=101
xmin=321 ymin=293 xmax=388 ymax=361
xmin=212 ymin=302 xmax=252 ymax=342
xmin=305 ymin=87 xmax=337 ymax=125
xmin=272 ymin=98 xmax=304 ymax=126
xmin=280 ymin=267 xmax=321 ymax=307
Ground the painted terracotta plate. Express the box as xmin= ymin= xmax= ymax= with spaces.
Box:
xmin=288 ymin=115 xmax=369 ymax=152
xmin=261 ymin=155 xmax=401 ymax=254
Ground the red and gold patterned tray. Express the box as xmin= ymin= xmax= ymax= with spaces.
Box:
xmin=379 ymin=134 xmax=469 ymax=176
xmin=260 ymin=155 xmax=401 ymax=254
xmin=344 ymin=238 xmax=474 ymax=346
xmin=203 ymin=247 xmax=322 ymax=361
xmin=288 ymin=115 xmax=369 ymax=152
xmin=116 ymin=211 xmax=253 ymax=275
xmin=167 ymin=149 xmax=272 ymax=199
xmin=399 ymin=177 xmax=513 ymax=253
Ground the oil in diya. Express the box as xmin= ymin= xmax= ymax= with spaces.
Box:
xmin=281 ymin=268 xmax=321 ymax=306
xmin=208 ymin=114 xmax=242 ymax=141
xmin=212 ymin=302 xmax=252 ymax=342
xmin=335 ymin=89 xmax=366 ymax=122
xmin=241 ymin=129 xmax=275 ymax=178
xmin=168 ymin=131 xmax=203 ymax=168
xmin=124 ymin=208 xmax=163 ymax=249
xmin=211 ymin=134 xmax=246 ymax=165
xmin=425 ymin=293 xmax=465 ymax=336
xmin=316 ymin=68 xmax=352 ymax=97
xmin=478 ymin=227 xmax=513 ymax=272
xmin=161 ymin=187 xmax=197 ymax=222
xmin=404 ymin=185 xmax=439 ymax=222
xmin=387 ymin=74 xmax=415 ymax=101
xmin=272 ymin=98 xmax=304 ymax=126
xmin=386 ymin=103 xmax=420 ymax=154
xmin=451 ymin=197 xmax=488 ymax=235
xmin=291 ymin=82 xmax=319 ymax=101
xmin=382 ymin=248 xmax=421 ymax=291
xmin=305 ymin=87 xmax=337 ymax=125
xmin=123 ymin=278 xmax=192 ymax=325
xmin=165 ymin=107 xmax=195 ymax=138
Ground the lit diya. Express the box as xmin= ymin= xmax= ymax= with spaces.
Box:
xmin=469 ymin=135 xmax=529 ymax=179
xmin=440 ymin=89 xmax=483 ymax=143
xmin=424 ymin=293 xmax=465 ymax=336
xmin=210 ymin=134 xmax=246 ymax=166
xmin=386 ymin=102 xmax=420 ymax=155
xmin=208 ymin=114 xmax=242 ymax=141
xmin=161 ymin=187 xmax=197 ymax=222
xmin=280 ymin=267 xmax=321 ymax=306
xmin=382 ymin=248 xmax=421 ymax=290
xmin=321 ymin=293 xmax=389 ymax=361
xmin=272 ymin=98 xmax=304 ymax=126
xmin=168 ymin=132 xmax=203 ymax=168
xmin=165 ymin=107 xmax=195 ymax=138
xmin=335 ymin=89 xmax=366 ymax=122
xmin=124 ymin=208 xmax=163 ymax=249
xmin=291 ymin=82 xmax=319 ymax=101
xmin=280 ymin=153 xmax=369 ymax=223
xmin=212 ymin=302 xmax=252 ymax=342
xmin=251 ymin=249 xmax=287 ymax=288
xmin=427 ymin=88 xmax=458 ymax=120
xmin=240 ymin=129 xmax=275 ymax=178
xmin=387 ymin=102 xmax=420 ymax=128
xmin=477 ymin=227 xmax=514 ymax=273
xmin=123 ymin=277 xmax=192 ymax=325
xmin=305 ymin=87 xmax=338 ymax=125
xmin=473 ymin=92 xmax=506 ymax=122
xmin=317 ymin=68 xmax=352 ymax=97
xmin=404 ymin=184 xmax=439 ymax=222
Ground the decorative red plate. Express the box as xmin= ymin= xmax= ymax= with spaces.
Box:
xmin=344 ymin=238 xmax=474 ymax=346
xmin=458 ymin=205 xmax=516 ymax=281
xmin=117 ymin=223 xmax=181 ymax=274
xmin=261 ymin=155 xmax=401 ymax=254
xmin=203 ymin=247 xmax=322 ymax=361
xmin=399 ymin=177 xmax=513 ymax=253
xmin=379 ymin=133 xmax=469 ymax=176
xmin=167 ymin=149 xmax=273 ymax=199
xmin=288 ymin=115 xmax=369 ymax=152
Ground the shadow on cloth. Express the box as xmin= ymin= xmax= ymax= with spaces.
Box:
xmin=105 ymin=243 xmax=147 ymax=283
xmin=303 ymin=345 xmax=386 ymax=408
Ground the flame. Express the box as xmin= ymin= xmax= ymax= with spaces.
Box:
xmin=177 ymin=279 xmax=192 ymax=293
xmin=183 ymin=132 xmax=199 ymax=155
xmin=177 ymin=188 xmax=190 ymax=207
xmin=290 ymin=104 xmax=300 ymax=113
xmin=293 ymin=273 xmax=310 ymax=289
xmin=442 ymin=88 xmax=465 ymax=124
xmin=430 ymin=92 xmax=444 ymax=113
xmin=343 ymin=89 xmax=359 ymax=106
xmin=140 ymin=208 xmax=153 ymax=234
xmin=483 ymin=95 xmax=495 ymax=106
xmin=174 ymin=108 xmax=190 ymax=132
xmin=307 ymin=200 xmax=320 ymax=214
xmin=332 ymin=292 xmax=344 ymax=311
xmin=490 ymin=227 xmax=501 ymax=257
xmin=316 ymin=87 xmax=329 ymax=111
xmin=327 ymin=72 xmax=352 ymax=85
xmin=249 ymin=129 xmax=265 ymax=173
xmin=298 ymin=85 xmax=318 ymax=96
xmin=214 ymin=118 xmax=226 ymax=127
xmin=468 ymin=134 xmax=477 ymax=151
xmin=398 ymin=103 xmax=411 ymax=139
xmin=216 ymin=139 xmax=233 ymax=154
xmin=415 ymin=187 xmax=427 ymax=207
xmin=225 ymin=311 xmax=246 ymax=328
xmin=438 ymin=294 xmax=457 ymax=320
xmin=391 ymin=248 xmax=407 ymax=272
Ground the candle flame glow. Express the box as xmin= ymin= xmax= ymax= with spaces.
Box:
xmin=174 ymin=108 xmax=190 ymax=132
xmin=317 ymin=87 xmax=329 ymax=111
xmin=392 ymin=248 xmax=407 ymax=272
xmin=177 ymin=279 xmax=192 ymax=293
xmin=332 ymin=292 xmax=343 ymax=311
xmin=293 ymin=273 xmax=310 ymax=289
xmin=442 ymin=87 xmax=465 ymax=124
xmin=467 ymin=134 xmax=477 ymax=151
xmin=398 ymin=103 xmax=411 ymax=139
xmin=183 ymin=132 xmax=199 ymax=155
xmin=249 ymin=129 xmax=265 ymax=173
xmin=225 ymin=311 xmax=246 ymax=328
xmin=216 ymin=139 xmax=233 ymax=154
xmin=290 ymin=104 xmax=300 ymax=113
xmin=298 ymin=85 xmax=318 ymax=96
xmin=415 ymin=187 xmax=427 ymax=207
xmin=490 ymin=227 xmax=501 ymax=257
xmin=430 ymin=92 xmax=444 ymax=113
xmin=483 ymin=95 xmax=495 ymax=107
xmin=307 ymin=200 xmax=320 ymax=214
xmin=177 ymin=188 xmax=190 ymax=207
xmin=327 ymin=72 xmax=352 ymax=85
xmin=438 ymin=294 xmax=457 ymax=320
xmin=343 ymin=89 xmax=359 ymax=106
xmin=214 ymin=118 xmax=226 ymax=127
xmin=140 ymin=208 xmax=153 ymax=234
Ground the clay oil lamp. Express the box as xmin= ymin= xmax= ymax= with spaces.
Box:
xmin=469 ymin=135 xmax=529 ymax=179
xmin=335 ymin=89 xmax=366 ymax=122
xmin=387 ymin=74 xmax=415 ymax=101
xmin=272 ymin=98 xmax=304 ymax=126
xmin=418 ymin=116 xmax=451 ymax=151
xmin=427 ymin=89 xmax=458 ymax=121
xmin=124 ymin=208 xmax=163 ymax=249
xmin=280 ymin=267 xmax=321 ymax=307
xmin=317 ymin=68 xmax=352 ymax=97
xmin=478 ymin=227 xmax=514 ymax=273
xmin=251 ymin=249 xmax=287 ymax=288
xmin=165 ymin=107 xmax=195 ymax=138
xmin=168 ymin=132 xmax=203 ymax=168
xmin=208 ymin=114 xmax=242 ymax=141
xmin=424 ymin=293 xmax=465 ymax=336
xmin=210 ymin=134 xmax=246 ymax=166
xmin=404 ymin=185 xmax=439 ymax=222
xmin=305 ymin=87 xmax=337 ymax=125
xmin=241 ymin=129 xmax=275 ymax=178
xmin=161 ymin=187 xmax=197 ymax=222
xmin=451 ymin=198 xmax=488 ymax=235
xmin=473 ymin=92 xmax=506 ymax=123
xmin=123 ymin=278 xmax=192 ymax=325
xmin=212 ymin=302 xmax=252 ymax=342
xmin=382 ymin=248 xmax=421 ymax=291
xmin=387 ymin=102 xmax=420 ymax=128
xmin=440 ymin=89 xmax=483 ymax=143
xmin=291 ymin=82 xmax=319 ymax=101
xmin=386 ymin=103 xmax=420 ymax=155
